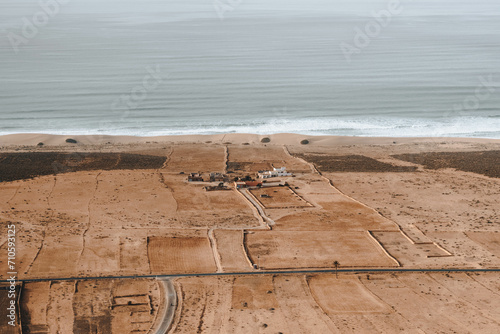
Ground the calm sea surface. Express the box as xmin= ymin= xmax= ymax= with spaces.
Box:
xmin=1 ymin=0 xmax=499 ymax=137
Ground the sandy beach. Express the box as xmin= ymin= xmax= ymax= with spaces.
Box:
xmin=1 ymin=133 xmax=499 ymax=333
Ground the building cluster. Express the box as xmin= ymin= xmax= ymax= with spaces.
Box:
xmin=187 ymin=173 xmax=203 ymax=182
xmin=257 ymin=167 xmax=292 ymax=179
xmin=187 ymin=172 xmax=230 ymax=183
xmin=187 ymin=167 xmax=293 ymax=190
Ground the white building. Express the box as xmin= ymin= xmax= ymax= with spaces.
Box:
xmin=258 ymin=167 xmax=292 ymax=179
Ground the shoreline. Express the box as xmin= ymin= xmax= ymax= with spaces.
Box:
xmin=1 ymin=132 xmax=499 ymax=148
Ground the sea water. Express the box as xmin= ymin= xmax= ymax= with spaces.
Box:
xmin=1 ymin=0 xmax=499 ymax=138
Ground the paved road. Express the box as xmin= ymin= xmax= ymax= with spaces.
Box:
xmin=2 ymin=268 xmax=499 ymax=283
xmin=155 ymin=279 xmax=177 ymax=334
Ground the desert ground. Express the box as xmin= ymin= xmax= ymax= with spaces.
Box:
xmin=0 ymin=133 xmax=499 ymax=333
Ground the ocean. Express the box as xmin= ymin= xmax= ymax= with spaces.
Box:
xmin=1 ymin=0 xmax=499 ymax=138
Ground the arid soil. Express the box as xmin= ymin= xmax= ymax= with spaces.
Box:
xmin=20 ymin=278 xmax=160 ymax=333
xmin=0 ymin=152 xmax=166 ymax=182
xmin=393 ymin=150 xmax=500 ymax=178
xmin=294 ymin=153 xmax=418 ymax=173
xmin=249 ymin=186 xmax=312 ymax=209
xmin=170 ymin=272 xmax=500 ymax=334
xmin=0 ymin=134 xmax=499 ymax=333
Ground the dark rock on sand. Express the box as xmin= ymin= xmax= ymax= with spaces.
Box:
xmin=261 ymin=137 xmax=271 ymax=143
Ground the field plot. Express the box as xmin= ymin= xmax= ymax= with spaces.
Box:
xmin=274 ymin=203 xmax=398 ymax=232
xmin=77 ymin=235 xmax=121 ymax=275
xmin=466 ymin=232 xmax=500 ymax=257
xmin=46 ymin=172 xmax=97 ymax=219
xmin=110 ymin=279 xmax=160 ymax=333
xmin=466 ymin=272 xmax=500 ymax=294
xmin=0 ymin=174 xmax=54 ymax=214
xmin=250 ymin=186 xmax=312 ymax=209
xmin=308 ymin=276 xmax=390 ymax=314
xmin=46 ymin=281 xmax=75 ymax=334
xmin=393 ymin=150 xmax=500 ymax=178
xmin=171 ymin=272 xmax=500 ymax=333
xmin=0 ymin=152 xmax=166 ymax=182
xmin=232 ymin=276 xmax=278 ymax=309
xmin=0 ymin=180 xmax=20 ymax=208
xmin=227 ymin=146 xmax=310 ymax=173
xmin=0 ymin=221 xmax=45 ymax=279
xmin=326 ymin=168 xmax=500 ymax=232
xmin=246 ymin=231 xmax=398 ymax=269
xmin=371 ymin=231 xmax=451 ymax=267
xmin=226 ymin=161 xmax=272 ymax=175
xmin=294 ymin=153 xmax=417 ymax=173
xmin=20 ymin=281 xmax=51 ymax=334
xmin=428 ymin=272 xmax=500 ymax=320
xmin=272 ymin=275 xmax=337 ymax=333
xmin=92 ymin=170 xmax=178 ymax=229
xmin=170 ymin=276 xmax=234 ymax=334
xmin=213 ymin=230 xmax=252 ymax=272
xmin=396 ymin=273 xmax=500 ymax=332
xmin=164 ymin=145 xmax=225 ymax=173
xmin=20 ymin=279 xmax=159 ymax=334
xmin=119 ymin=235 xmax=150 ymax=274
xmin=424 ymin=231 xmax=500 ymax=268
xmin=148 ymin=236 xmax=217 ymax=274
xmin=164 ymin=175 xmax=258 ymax=228
xmin=171 ymin=275 xmax=326 ymax=334
xmin=29 ymin=235 xmax=83 ymax=277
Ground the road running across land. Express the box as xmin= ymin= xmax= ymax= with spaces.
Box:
xmin=2 ymin=268 xmax=499 ymax=283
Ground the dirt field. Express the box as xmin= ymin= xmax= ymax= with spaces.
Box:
xmin=163 ymin=145 xmax=225 ymax=173
xmin=295 ymin=153 xmax=418 ymax=173
xmin=393 ymin=150 xmax=500 ymax=178
xmin=273 ymin=204 xmax=398 ymax=232
xmin=370 ymin=231 xmax=452 ymax=267
xmin=213 ymin=230 xmax=253 ymax=272
xmin=424 ymin=231 xmax=500 ymax=268
xmin=19 ymin=279 xmax=159 ymax=334
xmin=245 ymin=231 xmax=398 ymax=269
xmin=227 ymin=145 xmax=310 ymax=174
xmin=20 ymin=281 xmax=51 ymax=333
xmin=0 ymin=167 xmax=257 ymax=280
xmin=169 ymin=272 xmax=500 ymax=333
xmin=324 ymin=166 xmax=499 ymax=231
xmin=253 ymin=174 xmax=400 ymax=232
xmin=163 ymin=175 xmax=258 ymax=228
xmin=250 ymin=186 xmax=312 ymax=209
xmin=465 ymin=231 xmax=500 ymax=257
xmin=308 ymin=275 xmax=390 ymax=314
xmin=232 ymin=276 xmax=278 ymax=309
xmin=148 ymin=236 xmax=217 ymax=274
xmin=0 ymin=152 xmax=166 ymax=182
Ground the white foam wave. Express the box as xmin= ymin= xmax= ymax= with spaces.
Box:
xmin=1 ymin=116 xmax=499 ymax=139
